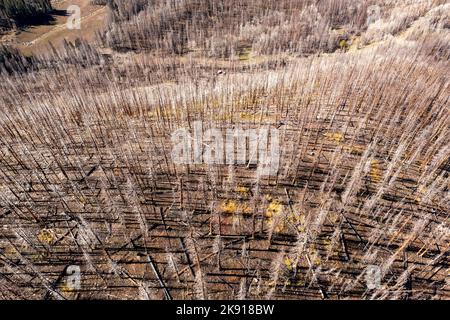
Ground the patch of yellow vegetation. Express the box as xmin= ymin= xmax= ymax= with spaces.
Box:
xmin=221 ymin=200 xmax=238 ymax=214
xmin=324 ymin=132 xmax=344 ymax=143
xmin=309 ymin=248 xmax=321 ymax=266
xmin=4 ymin=245 xmax=18 ymax=257
xmin=147 ymin=107 xmax=182 ymax=120
xmin=266 ymin=204 xmax=307 ymax=234
xmin=220 ymin=200 xmax=253 ymax=216
xmin=32 ymin=253 xmax=46 ymax=261
xmin=239 ymin=112 xmax=256 ymax=121
xmin=324 ymin=239 xmax=333 ymax=252
xmin=339 ymin=39 xmax=349 ymax=51
xmin=313 ymin=256 xmax=321 ymax=266
xmin=284 ymin=257 xmax=294 ymax=270
xmin=266 ymin=200 xmax=282 ymax=218
xmin=238 ymin=112 xmax=274 ymax=122
xmin=37 ymin=229 xmax=57 ymax=245
xmin=287 ymin=212 xmax=306 ymax=232
xmin=266 ymin=200 xmax=287 ymax=233
xmin=369 ymin=160 xmax=382 ymax=183
xmin=212 ymin=113 xmax=233 ymax=121
xmin=236 ymin=186 xmax=250 ymax=196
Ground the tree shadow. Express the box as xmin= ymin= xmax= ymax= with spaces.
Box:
xmin=16 ymin=9 xmax=69 ymax=29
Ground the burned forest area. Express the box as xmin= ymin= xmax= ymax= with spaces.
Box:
xmin=0 ymin=0 xmax=449 ymax=300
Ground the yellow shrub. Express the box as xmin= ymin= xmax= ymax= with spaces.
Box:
xmin=38 ymin=229 xmax=56 ymax=245
xmin=324 ymin=132 xmax=344 ymax=143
